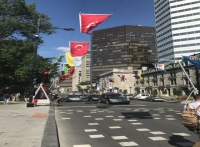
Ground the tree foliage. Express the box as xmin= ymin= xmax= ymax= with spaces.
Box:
xmin=0 ymin=0 xmax=58 ymax=94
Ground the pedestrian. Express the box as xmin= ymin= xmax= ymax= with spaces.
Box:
xmin=24 ymin=92 xmax=30 ymax=103
xmin=15 ymin=93 xmax=20 ymax=101
xmin=11 ymin=93 xmax=16 ymax=101
xmin=3 ymin=93 xmax=11 ymax=105
xmin=183 ymin=94 xmax=200 ymax=147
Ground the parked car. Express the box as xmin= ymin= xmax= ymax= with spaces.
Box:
xmin=80 ymin=94 xmax=88 ymax=100
xmin=88 ymin=95 xmax=100 ymax=101
xmin=132 ymin=93 xmax=139 ymax=100
xmin=136 ymin=93 xmax=150 ymax=100
xmin=67 ymin=95 xmax=82 ymax=102
xmin=99 ymin=93 xmax=130 ymax=104
xmin=145 ymin=96 xmax=164 ymax=102
xmin=126 ymin=94 xmax=133 ymax=100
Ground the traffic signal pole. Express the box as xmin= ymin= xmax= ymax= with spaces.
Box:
xmin=27 ymin=19 xmax=40 ymax=107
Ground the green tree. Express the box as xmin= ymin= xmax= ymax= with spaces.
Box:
xmin=151 ymin=89 xmax=158 ymax=96
xmin=0 ymin=0 xmax=56 ymax=94
xmin=174 ymin=87 xmax=182 ymax=96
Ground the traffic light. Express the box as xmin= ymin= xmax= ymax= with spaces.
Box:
xmin=43 ymin=70 xmax=49 ymax=83
xmin=32 ymin=69 xmax=39 ymax=85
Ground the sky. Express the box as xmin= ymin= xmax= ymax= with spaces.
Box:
xmin=24 ymin=0 xmax=155 ymax=62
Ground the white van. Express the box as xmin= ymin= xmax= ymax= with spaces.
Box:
xmin=135 ymin=93 xmax=150 ymax=100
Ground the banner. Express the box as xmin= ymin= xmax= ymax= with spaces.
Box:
xmin=70 ymin=41 xmax=89 ymax=57
xmin=79 ymin=13 xmax=112 ymax=33
xmin=66 ymin=52 xmax=75 ymax=66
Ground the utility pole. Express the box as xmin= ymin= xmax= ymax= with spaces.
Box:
xmin=194 ymin=53 xmax=200 ymax=92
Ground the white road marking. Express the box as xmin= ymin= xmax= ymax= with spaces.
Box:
xmin=149 ymin=137 xmax=167 ymax=141
xmin=60 ymin=112 xmax=66 ymax=113
xmin=131 ymin=123 xmax=143 ymax=125
xmin=136 ymin=128 xmax=150 ymax=131
xmin=113 ymin=119 xmax=123 ymax=121
xmin=90 ymin=112 xmax=97 ymax=113
xmin=143 ymin=109 xmax=149 ymax=112
xmin=84 ymin=116 xmax=91 ymax=117
xmin=176 ymin=142 xmax=194 ymax=146
xmin=62 ymin=118 xmax=71 ymax=119
xmin=98 ymin=111 xmax=104 ymax=112
xmin=165 ymin=115 xmax=174 ymax=117
xmin=67 ymin=113 xmax=73 ymax=114
xmin=128 ymin=120 xmax=138 ymax=121
xmin=76 ymin=110 xmax=83 ymax=112
xmin=153 ymin=118 xmax=161 ymax=119
xmin=166 ymin=118 xmax=176 ymax=120
xmin=150 ymin=131 xmax=166 ymax=135
xmin=89 ymin=134 xmax=104 ymax=138
xmin=106 ymin=116 xmax=114 ymax=117
xmin=84 ymin=129 xmax=97 ymax=132
xmin=176 ymin=113 xmax=182 ymax=114
xmin=73 ymin=145 xmax=91 ymax=147
xmin=88 ymin=123 xmax=99 ymax=125
xmin=67 ymin=110 xmax=74 ymax=111
xmin=173 ymin=133 xmax=191 ymax=136
xmin=152 ymin=114 xmax=160 ymax=116
xmin=112 ymin=136 xmax=128 ymax=140
xmin=95 ymin=118 xmax=104 ymax=120
xmin=109 ymin=126 xmax=121 ymax=129
xmin=118 ymin=116 xmax=125 ymax=118
xmin=119 ymin=141 xmax=139 ymax=146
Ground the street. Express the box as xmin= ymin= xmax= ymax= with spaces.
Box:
xmin=55 ymin=99 xmax=198 ymax=147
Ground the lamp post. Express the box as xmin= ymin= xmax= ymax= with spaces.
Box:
xmin=27 ymin=19 xmax=74 ymax=107
xmin=129 ymin=87 xmax=132 ymax=94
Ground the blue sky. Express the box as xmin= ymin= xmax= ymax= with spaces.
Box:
xmin=25 ymin=0 xmax=155 ymax=60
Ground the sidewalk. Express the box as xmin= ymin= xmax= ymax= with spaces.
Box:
xmin=0 ymin=103 xmax=59 ymax=147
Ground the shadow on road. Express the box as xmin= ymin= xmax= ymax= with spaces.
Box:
xmin=168 ymin=135 xmax=194 ymax=147
xmin=121 ymin=112 xmax=153 ymax=119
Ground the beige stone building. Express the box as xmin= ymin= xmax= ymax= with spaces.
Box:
xmin=72 ymin=68 xmax=81 ymax=92
xmin=134 ymin=64 xmax=196 ymax=96
xmin=81 ymin=52 xmax=90 ymax=82
xmin=99 ymin=67 xmax=135 ymax=94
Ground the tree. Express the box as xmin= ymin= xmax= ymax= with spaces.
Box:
xmin=174 ymin=87 xmax=182 ymax=96
xmin=0 ymin=0 xmax=56 ymax=94
xmin=151 ymin=89 xmax=158 ymax=96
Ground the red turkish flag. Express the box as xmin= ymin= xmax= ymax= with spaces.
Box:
xmin=70 ymin=66 xmax=75 ymax=75
xmin=79 ymin=13 xmax=112 ymax=33
xmin=70 ymin=41 xmax=89 ymax=57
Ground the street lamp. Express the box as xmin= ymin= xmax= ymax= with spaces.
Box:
xmin=27 ymin=19 xmax=74 ymax=107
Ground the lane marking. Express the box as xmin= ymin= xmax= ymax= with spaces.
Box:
xmin=148 ymin=137 xmax=167 ymax=141
xmin=131 ymin=123 xmax=143 ymax=125
xmin=173 ymin=133 xmax=191 ymax=136
xmin=119 ymin=141 xmax=139 ymax=146
xmin=84 ymin=129 xmax=97 ymax=132
xmin=90 ymin=112 xmax=97 ymax=113
xmin=165 ymin=115 xmax=174 ymax=117
xmin=109 ymin=126 xmax=121 ymax=129
xmin=88 ymin=123 xmax=99 ymax=125
xmin=152 ymin=114 xmax=160 ymax=116
xmin=84 ymin=116 xmax=91 ymax=117
xmin=150 ymin=131 xmax=166 ymax=135
xmin=62 ymin=118 xmax=71 ymax=119
xmin=113 ymin=119 xmax=122 ymax=121
xmin=73 ymin=144 xmax=91 ymax=147
xmin=166 ymin=118 xmax=176 ymax=120
xmin=128 ymin=120 xmax=138 ymax=121
xmin=89 ymin=134 xmax=104 ymax=138
xmin=95 ymin=118 xmax=104 ymax=120
xmin=60 ymin=112 xmax=66 ymax=113
xmin=153 ymin=118 xmax=161 ymax=119
xmin=67 ymin=113 xmax=73 ymax=114
xmin=67 ymin=110 xmax=74 ymax=111
xmin=118 ymin=116 xmax=125 ymax=118
xmin=136 ymin=128 xmax=150 ymax=131
xmin=106 ymin=116 xmax=114 ymax=117
xmin=112 ymin=136 xmax=128 ymax=140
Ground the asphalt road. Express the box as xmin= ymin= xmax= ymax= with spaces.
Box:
xmin=55 ymin=99 xmax=198 ymax=147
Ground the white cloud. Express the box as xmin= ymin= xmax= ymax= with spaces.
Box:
xmin=56 ymin=46 xmax=70 ymax=52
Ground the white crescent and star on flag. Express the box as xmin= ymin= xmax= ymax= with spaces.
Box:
xmin=75 ymin=45 xmax=83 ymax=50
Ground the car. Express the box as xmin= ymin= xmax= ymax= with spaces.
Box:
xmin=136 ymin=93 xmax=150 ymax=100
xmin=88 ymin=94 xmax=100 ymax=101
xmin=145 ymin=96 xmax=164 ymax=102
xmin=67 ymin=95 xmax=82 ymax=102
xmin=144 ymin=96 xmax=154 ymax=101
xmin=132 ymin=93 xmax=139 ymax=100
xmin=99 ymin=93 xmax=130 ymax=104
xmin=80 ymin=94 xmax=88 ymax=100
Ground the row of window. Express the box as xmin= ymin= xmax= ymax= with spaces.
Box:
xmin=172 ymin=24 xmax=200 ymax=31
xmin=175 ymin=49 xmax=200 ymax=54
xmin=157 ymin=35 xmax=172 ymax=43
xmin=171 ymin=12 xmax=200 ymax=19
xmin=158 ymin=46 xmax=173 ymax=54
xmin=157 ymin=28 xmax=172 ymax=38
xmin=171 ymin=6 xmax=200 ymax=14
xmin=155 ymin=1 xmax=169 ymax=14
xmin=156 ymin=12 xmax=170 ymax=24
xmin=174 ymin=43 xmax=200 ymax=48
xmin=170 ymin=0 xmax=186 ymax=3
xmin=173 ymin=30 xmax=200 ymax=36
xmin=156 ymin=18 xmax=171 ymax=29
xmin=155 ymin=7 xmax=170 ymax=19
xmin=155 ymin=0 xmax=166 ymax=8
xmin=172 ymin=18 xmax=200 ymax=25
xmin=158 ymin=52 xmax=174 ymax=59
xmin=158 ymin=40 xmax=173 ymax=48
xmin=173 ymin=37 xmax=200 ymax=42
xmin=171 ymin=1 xmax=200 ymax=9
xmin=157 ymin=23 xmax=171 ymax=33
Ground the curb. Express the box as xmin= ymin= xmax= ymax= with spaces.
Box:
xmin=41 ymin=106 xmax=60 ymax=147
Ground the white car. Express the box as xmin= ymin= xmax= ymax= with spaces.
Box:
xmin=136 ymin=94 xmax=150 ymax=100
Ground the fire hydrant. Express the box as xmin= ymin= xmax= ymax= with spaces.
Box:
xmin=33 ymin=99 xmax=38 ymax=106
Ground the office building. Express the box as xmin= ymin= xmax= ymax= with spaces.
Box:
xmin=81 ymin=52 xmax=91 ymax=82
xmin=72 ymin=68 xmax=81 ymax=92
xmin=154 ymin=0 xmax=200 ymax=63
xmin=91 ymin=25 xmax=157 ymax=79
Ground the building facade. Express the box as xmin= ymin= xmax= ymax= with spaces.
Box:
xmin=134 ymin=64 xmax=196 ymax=96
xmin=72 ymin=68 xmax=81 ymax=92
xmin=99 ymin=67 xmax=135 ymax=94
xmin=91 ymin=25 xmax=157 ymax=79
xmin=154 ymin=0 xmax=200 ymax=63
xmin=81 ymin=52 xmax=91 ymax=82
